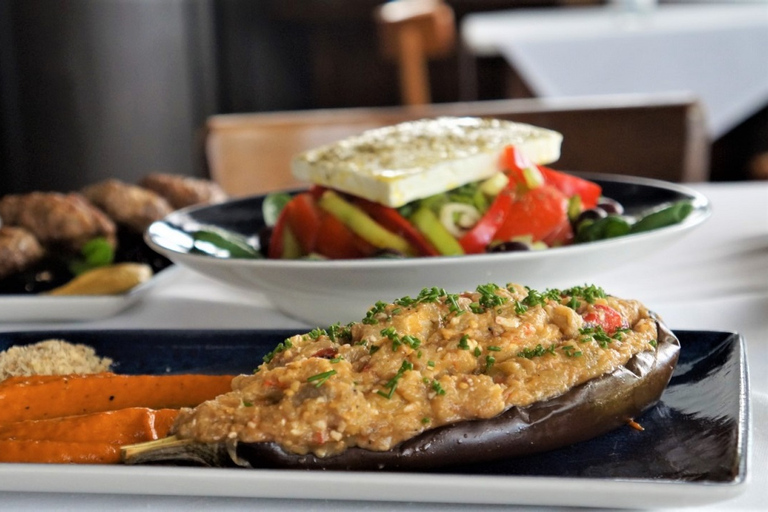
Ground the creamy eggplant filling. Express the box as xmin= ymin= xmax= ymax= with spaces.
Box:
xmin=172 ymin=284 xmax=658 ymax=458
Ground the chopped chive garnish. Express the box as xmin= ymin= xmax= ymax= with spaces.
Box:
xmin=446 ymin=294 xmax=464 ymax=315
xmin=562 ymin=345 xmax=583 ymax=358
xmin=376 ymin=360 xmax=413 ymax=399
xmin=431 ymin=380 xmax=446 ymax=395
xmin=517 ymin=343 xmax=557 ymax=359
xmin=263 ymin=338 xmax=293 ymax=363
xmin=307 ymin=370 xmax=337 ymax=388
xmin=362 ymin=301 xmax=388 ymax=325
xmin=458 ymin=334 xmax=470 ymax=350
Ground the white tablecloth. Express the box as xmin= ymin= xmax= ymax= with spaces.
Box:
xmin=0 ymin=181 xmax=766 ymax=510
xmin=461 ymin=3 xmax=768 ymax=139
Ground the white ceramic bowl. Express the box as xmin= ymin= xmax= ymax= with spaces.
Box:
xmin=146 ymin=174 xmax=710 ymax=326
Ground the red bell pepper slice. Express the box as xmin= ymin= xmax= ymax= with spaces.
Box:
xmin=539 ymin=166 xmax=602 ymax=209
xmin=354 ymin=198 xmax=439 ymax=257
xmin=582 ymin=304 xmax=626 ymax=334
xmin=458 ymin=189 xmax=514 ymax=254
xmin=284 ymin=193 xmax=322 ymax=254
xmin=493 ymin=185 xmax=569 ymax=243
xmin=314 ymin=212 xmax=374 ymax=259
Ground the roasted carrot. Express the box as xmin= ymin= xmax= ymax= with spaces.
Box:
xmin=0 ymin=408 xmax=179 ymax=464
xmin=0 ymin=407 xmax=178 ymax=443
xmin=0 ymin=440 xmax=122 ymax=464
xmin=0 ymin=373 xmax=233 ymax=423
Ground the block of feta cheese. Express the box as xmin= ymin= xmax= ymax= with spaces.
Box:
xmin=291 ymin=117 xmax=563 ymax=208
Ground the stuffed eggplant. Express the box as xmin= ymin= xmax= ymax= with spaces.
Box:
xmin=123 ymin=283 xmax=680 ymax=470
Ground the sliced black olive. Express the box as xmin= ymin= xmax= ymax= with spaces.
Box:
xmin=487 ymin=241 xmax=530 ymax=253
xmin=257 ymin=227 xmax=273 ymax=257
xmin=372 ymin=248 xmax=407 ymax=259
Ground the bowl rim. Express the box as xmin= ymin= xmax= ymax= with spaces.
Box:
xmin=145 ymin=173 xmax=712 ymax=270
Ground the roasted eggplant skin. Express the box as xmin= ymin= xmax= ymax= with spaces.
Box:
xmin=233 ymin=319 xmax=680 ymax=471
xmin=124 ymin=318 xmax=679 ymax=470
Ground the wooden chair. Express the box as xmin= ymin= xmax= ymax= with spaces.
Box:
xmin=203 ymin=92 xmax=710 ymax=197
xmin=373 ymin=0 xmax=455 ymax=106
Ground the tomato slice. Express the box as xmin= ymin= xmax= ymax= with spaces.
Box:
xmin=493 ymin=185 xmax=569 ymax=243
xmin=267 ymin=209 xmax=288 ymax=259
xmin=541 ymin=217 xmax=574 ymax=247
xmin=284 ymin=193 xmax=322 ymax=254
xmin=503 ymin=145 xmax=544 ymax=188
xmin=459 ymin=189 xmax=514 ymax=254
xmin=354 ymin=198 xmax=439 ymax=256
xmin=582 ymin=304 xmax=626 ymax=334
xmin=315 ymin=212 xmax=374 ymax=259
xmin=539 ymin=166 xmax=602 ymax=209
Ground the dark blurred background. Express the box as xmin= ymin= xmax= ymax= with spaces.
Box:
xmin=1 ymin=0 xmax=765 ymax=195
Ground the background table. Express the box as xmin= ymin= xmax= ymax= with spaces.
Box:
xmin=461 ymin=3 xmax=768 ymax=139
xmin=0 ymin=181 xmax=766 ymax=511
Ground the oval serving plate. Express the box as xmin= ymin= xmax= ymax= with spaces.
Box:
xmin=146 ymin=174 xmax=711 ymax=325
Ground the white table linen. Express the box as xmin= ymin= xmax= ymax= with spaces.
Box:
xmin=461 ymin=4 xmax=768 ymax=138
xmin=0 ymin=181 xmax=766 ymax=511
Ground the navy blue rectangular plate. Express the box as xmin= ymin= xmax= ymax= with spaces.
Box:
xmin=0 ymin=329 xmax=750 ymax=504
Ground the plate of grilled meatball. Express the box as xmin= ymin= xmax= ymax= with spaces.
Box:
xmin=0 ymin=173 xmax=226 ymax=321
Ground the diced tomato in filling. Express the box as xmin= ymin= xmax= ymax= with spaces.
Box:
xmin=582 ymin=304 xmax=626 ymax=334
xmin=311 ymin=347 xmax=339 ymax=359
